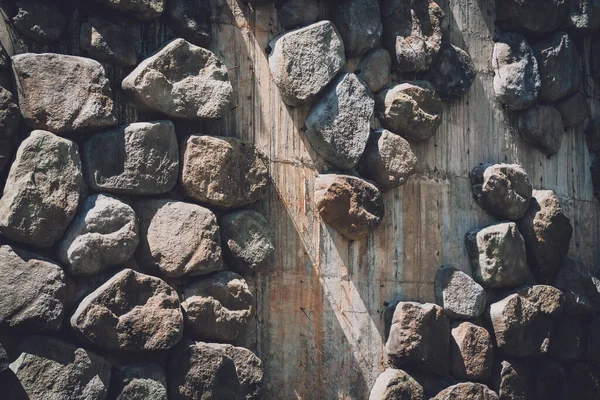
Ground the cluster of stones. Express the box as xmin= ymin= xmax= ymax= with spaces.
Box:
xmin=371 ymin=162 xmax=600 ymax=399
xmin=0 ymin=2 xmax=274 ymax=399
xmin=263 ymin=0 xmax=476 ymax=241
xmin=492 ymin=0 xmax=593 ymax=156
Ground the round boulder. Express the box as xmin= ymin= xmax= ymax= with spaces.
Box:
xmin=369 ymin=368 xmax=424 ymax=400
xmin=425 ymin=43 xmax=476 ymax=100
xmin=432 ymin=383 xmax=498 ymax=400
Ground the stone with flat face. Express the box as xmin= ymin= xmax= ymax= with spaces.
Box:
xmin=434 ymin=266 xmax=486 ymax=319
xmin=432 ymin=383 xmax=498 ymax=400
xmin=369 ymin=368 xmax=424 ymax=400
xmin=331 ymin=0 xmax=382 ymax=58
xmin=516 ymin=104 xmax=564 ymax=156
xmin=492 ymin=359 xmax=534 ymax=400
xmin=81 ymin=18 xmax=137 ymax=66
xmin=358 ymin=48 xmax=392 ymax=93
xmin=450 ymin=322 xmax=493 ymax=380
xmin=425 ymin=43 xmax=476 ymax=100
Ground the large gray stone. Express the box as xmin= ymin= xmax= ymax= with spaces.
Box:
xmin=135 ymin=199 xmax=223 ymax=277
xmin=315 ymin=174 xmax=384 ymax=241
xmin=304 ymin=73 xmax=374 ymax=169
xmin=553 ymin=258 xmax=600 ymax=315
xmin=71 ymin=269 xmax=183 ymax=351
xmin=566 ymin=0 xmax=600 ymax=32
xmin=434 ymin=266 xmax=486 ymax=319
xmin=492 ymin=359 xmax=534 ymax=400
xmin=268 ymin=21 xmax=345 ymax=106
xmin=180 ymin=135 xmax=269 ymax=209
xmin=357 ymin=48 xmax=392 ymax=93
xmin=182 ymin=271 xmax=254 ymax=342
xmin=549 ymin=316 xmax=584 ymax=361
xmin=12 ymin=53 xmax=116 ymax=134
xmin=555 ymin=91 xmax=590 ymax=128
xmin=492 ymin=32 xmax=541 ymax=111
xmin=0 ymin=245 xmax=66 ymax=331
xmin=277 ymin=0 xmax=319 ymax=30
xmin=465 ymin=222 xmax=529 ymax=289
xmin=81 ymin=18 xmax=137 ymax=67
xmin=110 ymin=364 xmax=167 ymax=400
xmin=376 ymin=81 xmax=443 ymax=142
xmin=425 ymin=43 xmax=476 ymax=100
xmin=0 ymin=130 xmax=82 ymax=248
xmin=165 ymin=0 xmax=211 ymax=47
xmin=369 ymin=368 xmax=424 ymax=400
xmin=83 ymin=121 xmax=179 ymax=195
xmin=432 ymin=383 xmax=498 ymax=400
xmin=331 ymin=0 xmax=382 ymax=58
xmin=450 ymin=322 xmax=493 ymax=381
xmin=516 ymin=104 xmax=564 ymax=156
xmin=13 ymin=0 xmax=65 ymax=44
xmin=535 ymin=362 xmax=568 ymax=400
xmin=470 ymin=163 xmax=533 ymax=221
xmin=58 ymin=194 xmax=138 ymax=278
xmin=92 ymin=0 xmax=165 ymax=21
xmin=8 ymin=336 xmax=111 ymax=400
xmin=122 ymin=39 xmax=233 ymax=119
xmin=495 ymin=0 xmax=566 ymax=33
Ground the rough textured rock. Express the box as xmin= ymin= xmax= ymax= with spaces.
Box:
xmin=135 ymin=199 xmax=223 ymax=277
xmin=13 ymin=0 xmax=66 ymax=44
xmin=182 ymin=271 xmax=254 ymax=342
xmin=432 ymin=383 xmax=498 ymax=400
xmin=92 ymin=0 xmax=165 ymax=21
xmin=492 ymin=32 xmax=541 ymax=110
xmin=0 ymin=86 xmax=21 ymax=138
xmin=81 ymin=18 xmax=137 ymax=66
xmin=376 ymin=81 xmax=443 ymax=142
xmin=331 ymin=0 xmax=382 ymax=58
xmin=268 ymin=21 xmax=345 ymax=106
xmin=549 ymin=316 xmax=583 ymax=361
xmin=587 ymin=316 xmax=600 ymax=363
xmin=381 ymin=0 xmax=444 ymax=72
xmin=369 ymin=368 xmax=424 ymax=400
xmin=516 ymin=104 xmax=564 ymax=156
xmin=220 ymin=210 xmax=275 ymax=275
xmin=489 ymin=285 xmax=565 ymax=357
xmin=450 ymin=322 xmax=493 ymax=380
xmin=123 ymin=39 xmax=232 ymax=119
xmin=0 ymin=343 xmax=8 ymax=372
xmin=180 ymin=135 xmax=268 ymax=209
xmin=434 ymin=266 xmax=486 ymax=319
xmin=555 ymin=91 xmax=590 ymax=128
xmin=470 ymin=163 xmax=532 ymax=221
xmin=359 ymin=129 xmax=417 ymax=190
xmin=553 ymin=258 xmax=600 ymax=315
xmin=58 ymin=194 xmax=138 ymax=277
xmin=568 ymin=363 xmax=600 ymax=400
xmin=71 ymin=269 xmax=183 ymax=351
xmin=8 ymin=336 xmax=111 ymax=400
xmin=425 ymin=43 xmax=476 ymax=100
xmin=495 ymin=0 xmax=566 ymax=33
xmin=517 ymin=190 xmax=573 ymax=283
xmin=0 ymin=245 xmax=66 ymax=330
xmin=83 ymin=121 xmax=179 ymax=195
xmin=12 ymin=53 xmax=116 ymax=134
xmin=566 ymin=0 xmax=600 ymax=31
xmin=0 ymin=130 xmax=82 ymax=247
xmin=386 ymin=302 xmax=449 ymax=376
xmin=277 ymin=0 xmax=319 ymax=30
xmin=533 ymin=32 xmax=581 ymax=102
xmin=212 ymin=343 xmax=264 ymax=399
xmin=535 ymin=362 xmax=569 ymax=400
xmin=110 ymin=364 xmax=168 ymax=400
xmin=164 ymin=0 xmax=211 ymax=47
xmin=304 ymin=73 xmax=374 ymax=169
xmin=315 ymin=174 xmax=384 ymax=240
xmin=493 ymin=359 xmax=534 ymax=400
xmin=465 ymin=222 xmax=529 ymax=289
xmin=357 ymin=48 xmax=392 ymax=93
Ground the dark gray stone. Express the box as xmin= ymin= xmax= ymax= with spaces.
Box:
xmin=425 ymin=43 xmax=476 ymax=100
xmin=535 ymin=362 xmax=568 ymax=400
xmin=0 ymin=343 xmax=8 ymax=372
xmin=0 ymin=85 xmax=21 ymax=138
xmin=213 ymin=343 xmax=264 ymax=400
xmin=567 ymin=363 xmax=600 ymax=400
xmin=592 ymin=155 xmax=600 ymax=199
xmin=357 ymin=48 xmax=392 ymax=93
xmin=432 ymin=383 xmax=498 ymax=400
xmin=331 ymin=0 xmax=382 ymax=58
xmin=495 ymin=0 xmax=566 ymax=33
xmin=91 ymin=0 xmax=165 ymax=21
xmin=493 ymin=359 xmax=534 ymax=400
xmin=277 ymin=0 xmax=320 ymax=30
xmin=369 ymin=368 xmax=424 ymax=400
xmin=516 ymin=104 xmax=564 ymax=156
xmin=586 ymin=316 xmax=600 ymax=363
xmin=165 ymin=0 xmax=211 ymax=47
xmin=555 ymin=91 xmax=590 ymax=128
xmin=13 ymin=0 xmax=65 ymax=44
xmin=434 ymin=266 xmax=486 ymax=319
xmin=111 ymin=364 xmax=168 ymax=400
xmin=81 ymin=18 xmax=137 ymax=66
xmin=553 ymin=258 xmax=600 ymax=315
xmin=450 ymin=322 xmax=493 ymax=381
xmin=585 ymin=118 xmax=600 ymax=153
xmin=566 ymin=0 xmax=600 ymax=32
xmin=549 ymin=316 xmax=584 ymax=361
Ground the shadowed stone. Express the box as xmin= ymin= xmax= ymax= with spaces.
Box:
xmin=535 ymin=362 xmax=568 ymax=400
xmin=568 ymin=363 xmax=600 ymax=400
xmin=331 ymin=0 xmax=382 ymax=58
xmin=587 ymin=118 xmax=600 ymax=153
xmin=549 ymin=316 xmax=584 ymax=361
xmin=110 ymin=364 xmax=167 ymax=400
xmin=555 ymin=91 xmax=590 ymax=128
xmin=495 ymin=0 xmax=566 ymax=33
xmin=516 ymin=104 xmax=564 ymax=156
xmin=425 ymin=43 xmax=476 ymax=100
xmin=587 ymin=316 xmax=600 ymax=363
xmin=369 ymin=368 xmax=424 ymax=400
xmin=0 ymin=343 xmax=7 ymax=372
xmin=434 ymin=266 xmax=486 ymax=319
xmin=277 ymin=0 xmax=319 ymax=30
xmin=553 ymin=258 xmax=600 ymax=315
xmin=492 ymin=359 xmax=534 ymax=400
xmin=0 ymin=87 xmax=21 ymax=172
xmin=92 ymin=0 xmax=165 ymax=21
xmin=592 ymin=155 xmax=600 ymax=198
xmin=165 ymin=0 xmax=211 ymax=47
xmin=81 ymin=18 xmax=137 ymax=66
xmin=13 ymin=0 xmax=65 ymax=44
xmin=357 ymin=48 xmax=392 ymax=93
xmin=566 ymin=0 xmax=600 ymax=32
xmin=432 ymin=383 xmax=498 ymax=399
xmin=450 ymin=322 xmax=493 ymax=381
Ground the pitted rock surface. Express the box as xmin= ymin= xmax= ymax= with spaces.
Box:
xmin=369 ymin=368 xmax=424 ymax=400
xmin=13 ymin=0 xmax=66 ymax=44
xmin=516 ymin=104 xmax=564 ymax=156
xmin=449 ymin=322 xmax=493 ymax=381
xmin=110 ymin=363 xmax=168 ymax=400
xmin=92 ymin=0 xmax=165 ymax=21
xmin=357 ymin=48 xmax=392 ymax=93
xmin=425 ymin=43 xmax=476 ymax=100
xmin=0 ymin=87 xmax=21 ymax=172
xmin=493 ymin=359 xmax=533 ymax=400
xmin=331 ymin=0 xmax=383 ymax=58
xmin=81 ymin=18 xmax=137 ymax=66
xmin=277 ymin=0 xmax=320 ymax=30
xmin=434 ymin=265 xmax=486 ymax=319
xmin=432 ymin=383 xmax=498 ymax=400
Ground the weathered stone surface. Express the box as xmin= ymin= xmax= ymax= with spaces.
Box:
xmin=369 ymin=368 xmax=424 ymax=400
xmin=566 ymin=0 xmax=600 ymax=31
xmin=12 ymin=53 xmax=116 ymax=134
xmin=277 ymin=0 xmax=319 ymax=30
xmin=71 ymin=269 xmax=183 ymax=351
xmin=0 ymin=343 xmax=8 ymax=372
xmin=425 ymin=43 xmax=476 ymax=100
xmin=555 ymin=91 xmax=590 ymax=128
xmin=8 ymin=336 xmax=111 ymax=400
xmin=123 ymin=39 xmax=232 ymax=119
xmin=182 ymin=271 xmax=254 ymax=342
xmin=489 ymin=285 xmax=564 ymax=357
xmin=568 ymin=363 xmax=600 ymax=400
xmin=165 ymin=0 xmax=211 ymax=47
xmin=268 ymin=21 xmax=345 ymax=106
xmin=587 ymin=316 xmax=600 ymax=363
xmin=0 ymin=86 xmax=21 ymax=138
xmin=470 ymin=163 xmax=532 ymax=221
xmin=315 ymin=174 xmax=384 ymax=240
xmin=549 ymin=316 xmax=583 ymax=361
xmin=495 ymin=0 xmax=566 ymax=33
xmin=434 ymin=266 xmax=486 ymax=319
xmin=381 ymin=0 xmax=444 ymax=72
xmin=220 ymin=210 xmax=275 ymax=275
xmin=81 ymin=18 xmax=137 ymax=66
xmin=516 ymin=104 xmax=564 ymax=156
xmin=432 ymin=383 xmax=498 ymax=400
xmin=212 ymin=343 xmax=264 ymax=399
xmin=0 ymin=130 xmax=82 ymax=247
xmin=493 ymin=359 xmax=534 ymax=400
xmin=492 ymin=32 xmax=541 ymax=110
xmin=450 ymin=322 xmax=493 ymax=380
xmin=376 ymin=81 xmax=443 ymax=142
xmin=135 ymin=199 xmax=223 ymax=277
xmin=0 ymin=245 xmax=65 ymax=330
xmin=553 ymin=258 xmax=600 ymax=315
xmin=180 ymin=135 xmax=268 ymax=209
xmin=58 ymin=194 xmax=138 ymax=277
xmin=586 ymin=118 xmax=600 ymax=153
xmin=536 ymin=362 xmax=569 ymax=400
xmin=331 ymin=0 xmax=382 ymax=58
xmin=359 ymin=129 xmax=417 ymax=190
xmin=304 ymin=73 xmax=374 ymax=169
xmin=110 ymin=364 xmax=167 ymax=400
xmin=533 ymin=32 xmax=581 ymax=102
xmin=13 ymin=0 xmax=65 ymax=44
xmin=386 ymin=302 xmax=449 ymax=376
xmin=92 ymin=0 xmax=165 ymax=21
xmin=465 ymin=222 xmax=529 ymax=289
xmin=83 ymin=121 xmax=179 ymax=195
xmin=357 ymin=48 xmax=392 ymax=93
xmin=517 ymin=190 xmax=573 ymax=283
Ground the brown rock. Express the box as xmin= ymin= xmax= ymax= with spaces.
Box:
xmin=450 ymin=322 xmax=494 ymax=381
xmin=432 ymin=383 xmax=498 ymax=400
xmin=493 ymin=359 xmax=534 ymax=400
xmin=369 ymin=368 xmax=424 ymax=400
